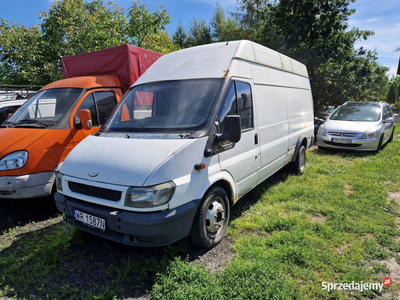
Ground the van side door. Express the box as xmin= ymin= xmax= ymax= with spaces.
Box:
xmin=218 ymin=80 xmax=260 ymax=198
xmin=71 ymin=90 xmax=119 ymax=145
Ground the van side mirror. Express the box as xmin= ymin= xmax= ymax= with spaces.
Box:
xmin=216 ymin=115 xmax=241 ymax=143
xmin=79 ymin=109 xmax=93 ymax=130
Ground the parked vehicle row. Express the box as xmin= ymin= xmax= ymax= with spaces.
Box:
xmin=0 ymin=41 xmax=396 ymax=249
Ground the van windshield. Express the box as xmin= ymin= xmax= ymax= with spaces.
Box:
xmin=104 ymin=79 xmax=223 ymax=132
xmin=4 ymin=88 xmax=83 ymax=128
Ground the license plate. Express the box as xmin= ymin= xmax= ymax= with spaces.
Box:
xmin=73 ymin=209 xmax=106 ymax=231
xmin=332 ymin=138 xmax=352 ymax=144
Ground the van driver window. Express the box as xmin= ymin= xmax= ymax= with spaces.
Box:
xmin=220 ymin=80 xmax=253 ymax=132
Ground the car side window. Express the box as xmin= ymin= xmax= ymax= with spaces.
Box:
xmin=94 ymin=91 xmax=117 ymax=125
xmin=76 ymin=93 xmax=99 ymax=127
xmin=219 ymin=80 xmax=253 ymax=132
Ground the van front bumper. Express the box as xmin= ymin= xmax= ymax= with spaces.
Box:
xmin=0 ymin=172 xmax=55 ymax=199
xmin=54 ymin=192 xmax=201 ymax=247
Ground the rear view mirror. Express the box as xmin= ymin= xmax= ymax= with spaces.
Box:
xmin=216 ymin=115 xmax=241 ymax=144
xmin=79 ymin=109 xmax=93 ymax=130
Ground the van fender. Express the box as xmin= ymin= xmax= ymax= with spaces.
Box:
xmin=53 ymin=162 xmax=63 ymax=173
xmin=195 ymin=170 xmax=237 ymax=206
xmin=291 ymin=134 xmax=307 ymax=162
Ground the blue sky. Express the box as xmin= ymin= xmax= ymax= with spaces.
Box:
xmin=1 ymin=0 xmax=399 ymax=77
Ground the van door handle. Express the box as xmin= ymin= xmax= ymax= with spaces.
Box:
xmin=254 ymin=133 xmax=258 ymax=145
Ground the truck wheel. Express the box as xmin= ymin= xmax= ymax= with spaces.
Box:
xmin=291 ymin=145 xmax=306 ymax=175
xmin=190 ymin=186 xmax=230 ymax=248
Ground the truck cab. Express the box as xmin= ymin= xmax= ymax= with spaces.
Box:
xmin=0 ymin=75 xmax=123 ymax=198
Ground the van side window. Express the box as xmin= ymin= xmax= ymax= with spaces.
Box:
xmin=220 ymin=81 xmax=253 ymax=132
xmin=236 ymin=81 xmax=253 ymax=130
xmin=76 ymin=93 xmax=99 ymax=127
xmin=219 ymin=82 xmax=237 ymax=132
xmin=94 ymin=91 xmax=117 ymax=125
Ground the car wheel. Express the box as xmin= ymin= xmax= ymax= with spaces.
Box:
xmin=388 ymin=127 xmax=395 ymax=143
xmin=376 ymin=135 xmax=384 ymax=153
xmin=291 ymin=145 xmax=306 ymax=175
xmin=190 ymin=186 xmax=230 ymax=248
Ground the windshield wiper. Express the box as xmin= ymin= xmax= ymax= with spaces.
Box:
xmin=15 ymin=119 xmax=50 ymax=128
xmin=0 ymin=121 xmax=16 ymax=128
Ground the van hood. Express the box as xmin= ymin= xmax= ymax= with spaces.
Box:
xmin=0 ymin=128 xmax=50 ymax=158
xmin=323 ymin=120 xmax=380 ymax=134
xmin=60 ymin=135 xmax=193 ymax=186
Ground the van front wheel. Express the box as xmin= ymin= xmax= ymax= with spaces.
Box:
xmin=190 ymin=186 xmax=230 ymax=248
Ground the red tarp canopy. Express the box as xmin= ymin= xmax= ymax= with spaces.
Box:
xmin=62 ymin=44 xmax=162 ymax=93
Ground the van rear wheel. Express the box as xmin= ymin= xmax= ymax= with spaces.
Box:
xmin=290 ymin=145 xmax=306 ymax=175
xmin=190 ymin=186 xmax=230 ymax=248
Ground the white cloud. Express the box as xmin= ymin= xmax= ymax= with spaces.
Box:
xmin=366 ymin=18 xmax=379 ymax=23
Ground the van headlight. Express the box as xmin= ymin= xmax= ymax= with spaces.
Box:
xmin=0 ymin=151 xmax=28 ymax=170
xmin=360 ymin=129 xmax=379 ymax=139
xmin=125 ymin=181 xmax=176 ymax=208
xmin=317 ymin=125 xmax=325 ymax=136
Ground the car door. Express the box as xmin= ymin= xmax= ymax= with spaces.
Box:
xmin=383 ymin=106 xmax=395 ymax=138
xmin=218 ymin=80 xmax=260 ymax=198
xmin=71 ymin=90 xmax=118 ymax=146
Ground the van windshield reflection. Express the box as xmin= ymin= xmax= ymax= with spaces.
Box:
xmin=104 ymin=79 xmax=223 ymax=132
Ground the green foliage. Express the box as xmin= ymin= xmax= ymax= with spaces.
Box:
xmin=127 ymin=1 xmax=170 ymax=47
xmin=0 ymin=0 xmax=177 ymax=85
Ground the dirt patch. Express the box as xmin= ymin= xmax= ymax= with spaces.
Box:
xmin=190 ymin=237 xmax=235 ymax=273
xmin=309 ymin=214 xmax=327 ymax=223
xmin=344 ymin=184 xmax=356 ymax=195
xmin=336 ymin=244 xmax=347 ymax=255
xmin=388 ymin=191 xmax=400 ymax=206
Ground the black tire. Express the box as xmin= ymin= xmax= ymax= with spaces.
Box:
xmin=376 ymin=135 xmax=384 ymax=153
xmin=388 ymin=127 xmax=394 ymax=143
xmin=190 ymin=186 xmax=230 ymax=248
xmin=290 ymin=145 xmax=306 ymax=175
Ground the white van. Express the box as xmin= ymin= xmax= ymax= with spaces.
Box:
xmin=55 ymin=41 xmax=314 ymax=248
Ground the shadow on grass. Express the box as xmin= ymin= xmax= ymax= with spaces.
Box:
xmin=0 ymin=164 xmax=295 ymax=299
xmin=0 ymin=195 xmax=59 ymax=233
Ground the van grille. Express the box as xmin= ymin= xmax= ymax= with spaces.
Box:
xmin=68 ymin=181 xmax=122 ymax=201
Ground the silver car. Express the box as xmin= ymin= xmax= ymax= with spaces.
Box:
xmin=317 ymin=101 xmax=395 ymax=152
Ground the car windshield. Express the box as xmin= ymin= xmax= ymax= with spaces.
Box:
xmin=329 ymin=104 xmax=381 ymax=122
xmin=4 ymin=88 xmax=83 ymax=128
xmin=104 ymin=79 xmax=223 ymax=132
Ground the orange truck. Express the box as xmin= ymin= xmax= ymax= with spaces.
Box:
xmin=0 ymin=45 xmax=161 ymax=199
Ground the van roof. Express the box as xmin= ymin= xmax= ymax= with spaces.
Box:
xmin=40 ymin=75 xmax=122 ymax=90
xmin=133 ymin=40 xmax=309 ymax=87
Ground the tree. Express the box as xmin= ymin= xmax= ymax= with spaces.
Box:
xmin=127 ymin=1 xmax=171 ymax=47
xmin=172 ymin=23 xmax=187 ymax=48
xmin=0 ymin=0 xmax=177 ymax=85
xmin=236 ymin=0 xmax=388 ymax=109
xmin=186 ymin=19 xmax=212 ymax=47
xmin=387 ymin=84 xmax=396 ymax=104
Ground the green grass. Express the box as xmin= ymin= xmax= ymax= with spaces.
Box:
xmin=1 ymin=123 xmax=399 ymax=299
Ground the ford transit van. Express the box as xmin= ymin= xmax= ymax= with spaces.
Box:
xmin=55 ymin=40 xmax=314 ymax=248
